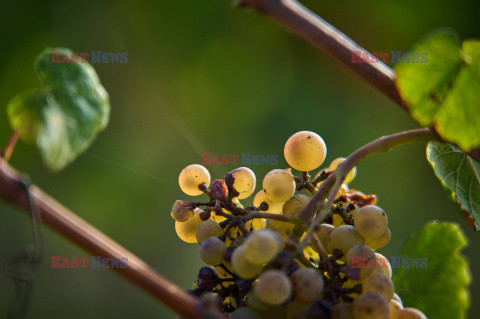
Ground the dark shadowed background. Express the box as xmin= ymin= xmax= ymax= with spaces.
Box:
xmin=0 ymin=0 xmax=479 ymax=318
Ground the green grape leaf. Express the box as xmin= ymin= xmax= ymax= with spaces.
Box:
xmin=392 ymin=221 xmax=471 ymax=319
xmin=7 ymin=47 xmax=110 ymax=171
xmin=395 ymin=28 xmax=480 ymax=152
xmin=427 ymin=141 xmax=480 ymax=231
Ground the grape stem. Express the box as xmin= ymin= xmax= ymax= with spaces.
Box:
xmin=310 ymin=234 xmax=333 ymax=272
xmin=246 ymin=211 xmax=295 ymax=223
xmin=1 ymin=130 xmax=20 ymax=162
xmin=0 ymin=161 xmax=219 ymax=319
xmin=235 ymin=0 xmax=480 ymax=162
xmin=297 ymin=128 xmax=436 ymax=249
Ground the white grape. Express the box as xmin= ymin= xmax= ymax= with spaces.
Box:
xmin=263 ymin=169 xmax=296 ymax=202
xmin=290 ymin=268 xmax=324 ymax=303
xmin=362 ymin=273 xmax=394 ymax=301
xmin=175 ymin=208 xmax=203 ymax=243
xmin=371 ymin=253 xmax=392 ymax=278
xmin=282 ymin=194 xmax=311 ymax=216
xmin=254 ymin=270 xmax=292 ymax=306
xmin=329 ymin=225 xmax=365 ymax=257
xmin=346 ymin=245 xmax=376 ymax=280
xmin=231 ymin=245 xmax=262 ymax=279
xmin=229 ymin=167 xmax=256 ymax=199
xmin=329 ymin=157 xmax=357 ymax=184
xmin=354 ymin=205 xmax=388 ymax=239
xmin=195 ymin=220 xmax=223 ymax=244
xmin=284 ymin=131 xmax=327 ymax=172
xmin=199 ymin=237 xmax=226 ymax=265
xmin=353 ymin=292 xmax=389 ymax=319
xmin=243 ymin=229 xmax=279 ymax=265
xmin=365 ymin=228 xmax=391 ymax=250
xmin=178 ymin=164 xmax=211 ymax=196
xmin=253 ymin=190 xmax=284 ymax=214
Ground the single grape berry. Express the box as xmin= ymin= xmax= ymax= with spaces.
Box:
xmin=231 ymin=246 xmax=262 ymax=279
xmin=254 ymin=270 xmax=292 ymax=306
xmin=354 ymin=205 xmax=388 ymax=239
xmin=263 ymin=169 xmax=296 ymax=202
xmin=284 ymin=131 xmax=327 ymax=172
xmin=175 ymin=208 xmax=203 ymax=243
xmin=365 ymin=228 xmax=391 ymax=250
xmin=253 ymin=190 xmax=284 ymax=214
xmin=329 ymin=225 xmax=365 ymax=258
xmin=243 ymin=229 xmax=279 ymax=265
xmin=195 ymin=220 xmax=223 ymax=244
xmin=362 ymin=273 xmax=394 ymax=301
xmin=178 ymin=164 xmax=211 ymax=196
xmin=352 ymin=292 xmax=389 ymax=319
xmin=371 ymin=253 xmax=392 ymax=278
xmin=199 ymin=237 xmax=227 ymax=265
xmin=170 ymin=200 xmax=194 ymax=222
xmin=345 ymin=245 xmax=376 ymax=280
xmin=226 ymin=167 xmax=256 ymax=200
xmin=282 ymin=194 xmax=311 ymax=216
xmin=196 ymin=267 xmax=220 ymax=290
xmin=290 ymin=268 xmax=324 ymax=303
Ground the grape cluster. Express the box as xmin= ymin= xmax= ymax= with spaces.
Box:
xmin=171 ymin=131 xmax=427 ymax=319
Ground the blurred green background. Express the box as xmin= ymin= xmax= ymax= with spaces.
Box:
xmin=0 ymin=0 xmax=479 ymax=318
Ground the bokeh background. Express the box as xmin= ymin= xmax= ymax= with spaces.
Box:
xmin=0 ymin=0 xmax=479 ymax=318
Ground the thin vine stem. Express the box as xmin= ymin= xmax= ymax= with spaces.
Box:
xmin=0 ymin=160 xmax=218 ymax=319
xmin=1 ymin=130 xmax=19 ymax=162
xmin=297 ymin=128 xmax=436 ymax=249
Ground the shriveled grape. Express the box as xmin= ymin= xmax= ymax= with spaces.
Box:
xmin=170 ymin=200 xmax=194 ymax=222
